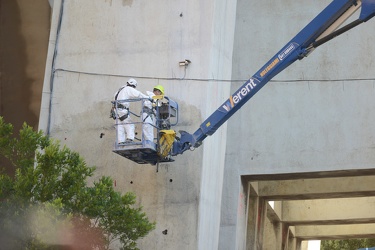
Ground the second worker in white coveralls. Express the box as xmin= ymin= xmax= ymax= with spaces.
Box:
xmin=142 ymin=84 xmax=165 ymax=142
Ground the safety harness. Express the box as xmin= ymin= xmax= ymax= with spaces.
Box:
xmin=112 ymin=86 xmax=129 ymax=121
xmin=142 ymin=106 xmax=155 ymax=122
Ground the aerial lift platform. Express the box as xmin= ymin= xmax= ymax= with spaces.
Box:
xmin=112 ymin=96 xmax=178 ymax=165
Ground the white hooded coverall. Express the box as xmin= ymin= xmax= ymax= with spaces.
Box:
xmin=115 ymin=86 xmax=149 ymax=143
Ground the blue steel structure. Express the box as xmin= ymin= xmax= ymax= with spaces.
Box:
xmin=172 ymin=0 xmax=375 ymax=156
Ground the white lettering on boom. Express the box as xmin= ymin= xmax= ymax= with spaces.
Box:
xmin=232 ymin=78 xmax=257 ymax=104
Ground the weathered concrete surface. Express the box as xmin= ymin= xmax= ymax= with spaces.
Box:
xmin=222 ymin=0 xmax=375 ymax=247
xmin=0 ymin=0 xmax=50 ymax=131
xmin=40 ymin=0 xmax=235 ymax=249
xmin=229 ymin=0 xmax=375 ymax=176
xmin=3 ymin=0 xmax=375 ymax=249
xmin=282 ymin=197 xmax=375 ymax=225
xmin=0 ymin=0 xmax=50 ymax=176
xmin=256 ymin=176 xmax=375 ymax=200
xmin=296 ymin=224 xmax=375 ymax=240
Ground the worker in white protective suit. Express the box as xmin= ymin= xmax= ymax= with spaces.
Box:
xmin=142 ymin=85 xmax=165 ymax=142
xmin=114 ymin=78 xmax=150 ymax=144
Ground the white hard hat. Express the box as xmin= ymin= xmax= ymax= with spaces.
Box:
xmin=127 ymin=78 xmax=138 ymax=87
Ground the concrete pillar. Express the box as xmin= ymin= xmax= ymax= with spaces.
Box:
xmin=196 ymin=1 xmax=237 ymax=249
xmin=264 ymin=201 xmax=282 ymax=250
xmin=287 ymin=226 xmax=296 ymax=250
xmin=39 ymin=0 xmax=238 ymax=249
xmin=230 ymin=178 xmax=250 ymax=250
xmin=263 ymin=220 xmax=282 ymax=250
xmin=294 ymin=237 xmax=302 ymax=250
xmin=246 ymin=183 xmax=267 ymax=249
xmin=246 ymin=184 xmax=257 ymax=249
xmin=280 ymin=223 xmax=289 ymax=250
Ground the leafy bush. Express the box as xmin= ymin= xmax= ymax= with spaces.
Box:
xmin=0 ymin=117 xmax=155 ymax=249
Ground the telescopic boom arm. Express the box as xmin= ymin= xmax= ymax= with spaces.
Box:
xmin=172 ymin=0 xmax=375 ymax=156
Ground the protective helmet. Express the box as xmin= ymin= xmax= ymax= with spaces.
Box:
xmin=153 ymin=84 xmax=164 ymax=95
xmin=127 ymin=78 xmax=138 ymax=87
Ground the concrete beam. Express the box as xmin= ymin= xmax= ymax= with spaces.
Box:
xmin=254 ymin=176 xmax=375 ymax=200
xmin=295 ymin=224 xmax=375 ymax=240
xmin=282 ymin=197 xmax=375 ymax=225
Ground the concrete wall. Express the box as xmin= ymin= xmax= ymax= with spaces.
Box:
xmin=39 ymin=0 xmax=375 ymax=249
xmin=222 ymin=0 xmax=375 ymax=248
xmin=229 ymin=0 xmax=375 ymax=175
xmin=40 ymin=0 xmax=235 ymax=249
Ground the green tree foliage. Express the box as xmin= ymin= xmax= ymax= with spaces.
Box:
xmin=321 ymin=239 xmax=375 ymax=250
xmin=0 ymin=117 xmax=155 ymax=249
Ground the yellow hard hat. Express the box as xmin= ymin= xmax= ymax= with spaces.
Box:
xmin=153 ymin=85 xmax=165 ymax=95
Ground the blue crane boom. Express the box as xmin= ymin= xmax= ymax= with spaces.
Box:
xmin=172 ymin=0 xmax=375 ymax=156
